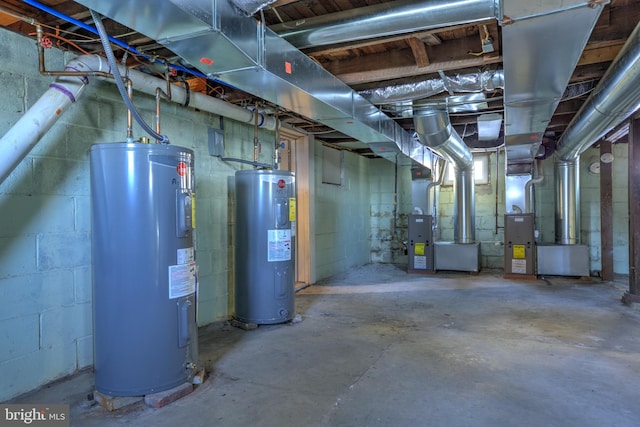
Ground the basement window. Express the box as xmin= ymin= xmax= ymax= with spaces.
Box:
xmin=443 ymin=154 xmax=490 ymax=185
xmin=322 ymin=146 xmax=344 ymax=186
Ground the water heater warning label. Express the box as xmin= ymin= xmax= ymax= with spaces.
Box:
xmin=268 ymin=229 xmax=292 ymax=262
xmin=168 ymin=262 xmax=197 ymax=299
xmin=177 ymin=247 xmax=194 ymax=264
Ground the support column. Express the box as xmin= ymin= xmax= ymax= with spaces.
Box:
xmin=624 ymin=115 xmax=640 ymax=303
xmin=600 ymin=140 xmax=614 ymax=281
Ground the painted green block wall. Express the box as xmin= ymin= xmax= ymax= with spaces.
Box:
xmin=0 ymin=29 xmax=274 ymax=401
xmin=314 ymin=143 xmax=371 ymax=280
xmin=369 ymin=159 xmax=412 ymax=264
xmin=534 ymin=146 xmax=629 ymax=275
xmin=437 ymin=152 xmax=505 ymax=269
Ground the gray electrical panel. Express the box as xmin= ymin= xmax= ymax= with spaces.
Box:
xmin=408 ymin=214 xmax=434 ymax=273
xmin=504 ymin=213 xmax=536 ymax=276
xmin=235 ymin=170 xmax=296 ymax=324
xmin=91 ymin=143 xmax=198 ymax=396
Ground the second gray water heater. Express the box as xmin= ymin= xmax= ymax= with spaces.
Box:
xmin=235 ymin=170 xmax=296 ymax=324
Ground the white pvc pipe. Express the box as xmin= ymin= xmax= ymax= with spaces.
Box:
xmin=0 ymin=54 xmax=278 ymax=185
xmin=0 ymin=56 xmax=99 ymax=184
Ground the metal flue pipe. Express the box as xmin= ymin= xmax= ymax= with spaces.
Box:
xmin=555 ymin=161 xmax=580 ymax=245
xmin=271 ymin=0 xmax=499 ymax=49
xmin=524 ymin=159 xmax=544 ymax=214
xmin=553 ymin=20 xmax=640 ymax=244
xmin=414 ymin=110 xmax=475 ymax=243
xmin=0 ymin=54 xmax=278 ymax=186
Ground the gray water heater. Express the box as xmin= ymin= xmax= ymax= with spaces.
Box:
xmin=90 ymin=143 xmax=198 ymax=396
xmin=235 ymin=170 xmax=295 ymax=324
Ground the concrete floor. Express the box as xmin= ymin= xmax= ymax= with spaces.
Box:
xmin=12 ymin=264 xmax=640 ymax=426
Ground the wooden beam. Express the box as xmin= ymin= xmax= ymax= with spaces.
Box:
xmin=600 ymin=140 xmax=614 ymax=282
xmin=270 ymin=0 xmax=304 ymax=7
xmin=334 ymin=55 xmax=501 ymax=86
xmin=0 ymin=9 xmax=21 ymax=26
xmin=406 ymin=37 xmax=430 ymax=68
xmin=322 ymin=33 xmax=500 ymax=84
xmin=578 ymin=40 xmax=625 ymax=66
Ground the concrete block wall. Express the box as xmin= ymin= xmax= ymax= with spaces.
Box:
xmin=437 ymin=151 xmax=505 ymax=269
xmin=580 ymin=149 xmax=602 ymax=273
xmin=534 ymin=145 xmax=629 ymax=275
xmin=0 ymin=28 xmax=274 ymax=401
xmin=368 ymin=159 xmax=412 ymax=265
xmin=534 ymin=157 xmax=555 ymax=245
xmin=611 ymin=143 xmax=629 ymax=274
xmin=314 ymin=143 xmax=371 ymax=280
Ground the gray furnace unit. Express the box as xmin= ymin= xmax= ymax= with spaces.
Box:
xmin=235 ymin=169 xmax=295 ymax=324
xmin=504 ymin=213 xmax=536 ymax=277
xmin=408 ymin=214 xmax=434 ymax=273
xmin=90 ymin=143 xmax=198 ymax=396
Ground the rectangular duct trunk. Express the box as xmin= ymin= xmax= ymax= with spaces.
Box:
xmin=501 ymin=1 xmax=607 ymax=197
xmin=76 ymin=0 xmax=432 ymax=167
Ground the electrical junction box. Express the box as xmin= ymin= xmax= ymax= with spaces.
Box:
xmin=504 ymin=213 xmax=536 ymax=276
xmin=408 ymin=214 xmax=434 ymax=273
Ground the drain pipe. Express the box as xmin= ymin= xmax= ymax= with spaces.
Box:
xmin=0 ymin=54 xmax=278 ymax=185
xmin=0 ymin=56 xmax=104 ymax=185
xmin=414 ymin=110 xmax=475 ymax=243
xmin=554 ymin=20 xmax=640 ymax=245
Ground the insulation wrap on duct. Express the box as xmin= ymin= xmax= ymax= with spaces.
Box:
xmin=360 ymin=70 xmax=504 ymax=104
xmin=231 ymin=0 xmax=277 ymax=15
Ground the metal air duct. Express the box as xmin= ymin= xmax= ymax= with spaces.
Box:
xmin=270 ymin=0 xmax=499 ymax=50
xmin=75 ymin=0 xmax=433 ymax=168
xmin=556 ymin=21 xmax=640 ymax=161
xmin=501 ymin=0 xmax=607 ymax=213
xmin=553 ymin=20 xmax=640 ymax=245
xmin=272 ymin=0 xmax=604 ymax=215
xmin=414 ymin=110 xmax=474 ymax=244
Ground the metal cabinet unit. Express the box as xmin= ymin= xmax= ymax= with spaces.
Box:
xmin=408 ymin=214 xmax=434 ymax=273
xmin=90 ymin=143 xmax=198 ymax=396
xmin=235 ymin=170 xmax=296 ymax=324
xmin=504 ymin=213 xmax=536 ymax=276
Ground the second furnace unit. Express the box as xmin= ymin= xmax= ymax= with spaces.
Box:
xmin=504 ymin=213 xmax=536 ymax=277
xmin=408 ymin=214 xmax=434 ymax=273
